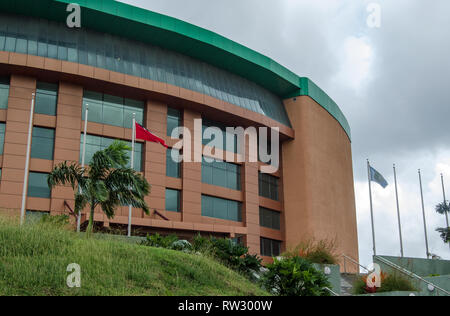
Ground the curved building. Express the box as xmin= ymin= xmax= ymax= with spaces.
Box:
xmin=0 ymin=0 xmax=358 ymax=263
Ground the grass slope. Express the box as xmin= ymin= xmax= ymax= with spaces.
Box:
xmin=0 ymin=219 xmax=267 ymax=296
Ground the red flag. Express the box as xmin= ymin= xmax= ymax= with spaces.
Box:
xmin=135 ymin=123 xmax=168 ymax=148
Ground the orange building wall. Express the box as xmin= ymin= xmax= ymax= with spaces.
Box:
xmin=282 ymin=96 xmax=359 ymax=266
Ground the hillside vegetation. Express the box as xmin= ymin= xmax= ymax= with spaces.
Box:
xmin=0 ymin=218 xmax=267 ymax=296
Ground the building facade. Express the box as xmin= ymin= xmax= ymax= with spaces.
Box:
xmin=0 ymin=0 xmax=358 ymax=263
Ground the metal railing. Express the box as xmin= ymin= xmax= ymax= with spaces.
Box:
xmin=324 ymin=287 xmax=340 ymax=296
xmin=374 ymin=255 xmax=450 ymax=296
xmin=342 ymin=254 xmax=371 ymax=274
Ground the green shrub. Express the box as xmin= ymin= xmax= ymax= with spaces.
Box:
xmin=352 ymin=272 xmax=417 ymax=295
xmin=39 ymin=214 xmax=70 ymax=227
xmin=209 ymin=238 xmax=262 ymax=277
xmin=140 ymin=233 xmax=179 ymax=249
xmin=284 ymin=238 xmax=339 ymax=265
xmin=261 ymin=256 xmax=331 ymax=296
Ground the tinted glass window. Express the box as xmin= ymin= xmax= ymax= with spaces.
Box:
xmin=31 ymin=127 xmax=55 ymax=160
xmin=0 ymin=77 xmax=10 ymax=109
xmin=35 ymin=82 xmax=58 ymax=115
xmin=166 ymin=148 xmax=181 ymax=178
xmin=167 ymin=107 xmax=181 ymax=137
xmin=260 ymin=238 xmax=281 ymax=257
xmin=0 ymin=123 xmax=5 ymax=155
xmin=202 ymin=119 xmax=237 ymax=153
xmin=166 ymin=189 xmax=180 ymax=212
xmin=28 ymin=172 xmax=51 ymax=198
xmin=82 ymin=91 xmax=144 ymax=129
xmin=201 ymin=195 xmax=242 ymax=222
xmin=202 ymin=157 xmax=241 ymax=190
xmin=259 ymin=207 xmax=281 ymax=230
xmin=259 ymin=172 xmax=279 ymax=201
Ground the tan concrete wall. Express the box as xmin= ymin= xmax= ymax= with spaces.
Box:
xmin=282 ymin=96 xmax=359 ymax=266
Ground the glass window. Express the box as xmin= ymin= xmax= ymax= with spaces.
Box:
xmin=82 ymin=91 xmax=144 ymax=129
xmin=259 ymin=207 xmax=281 ymax=230
xmin=80 ymin=134 xmax=143 ymax=171
xmin=26 ymin=210 xmax=50 ymax=223
xmin=31 ymin=127 xmax=55 ymax=160
xmin=260 ymin=238 xmax=281 ymax=257
xmin=259 ymin=172 xmax=279 ymax=201
xmin=0 ymin=123 xmax=5 ymax=155
xmin=166 ymin=148 xmax=181 ymax=178
xmin=166 ymin=189 xmax=180 ymax=212
xmin=202 ymin=118 xmax=237 ymax=153
xmin=167 ymin=107 xmax=181 ymax=137
xmin=202 ymin=157 xmax=241 ymax=190
xmin=0 ymin=77 xmax=10 ymax=109
xmin=35 ymin=82 xmax=58 ymax=116
xmin=201 ymin=195 xmax=242 ymax=222
xmin=0 ymin=169 xmax=2 ymax=181
xmin=28 ymin=172 xmax=51 ymax=198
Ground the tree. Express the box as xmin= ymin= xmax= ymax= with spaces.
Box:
xmin=48 ymin=140 xmax=150 ymax=234
xmin=435 ymin=201 xmax=450 ymax=244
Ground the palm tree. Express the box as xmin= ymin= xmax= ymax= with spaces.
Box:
xmin=47 ymin=140 xmax=150 ymax=234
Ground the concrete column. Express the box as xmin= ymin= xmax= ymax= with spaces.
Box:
xmin=51 ymin=82 xmax=83 ymax=215
xmin=182 ymin=109 xmax=202 ymax=223
xmin=0 ymin=75 xmax=36 ymax=212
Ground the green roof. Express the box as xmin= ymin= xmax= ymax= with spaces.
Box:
xmin=0 ymin=0 xmax=351 ymax=139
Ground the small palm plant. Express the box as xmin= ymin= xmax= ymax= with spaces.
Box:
xmin=47 ymin=140 xmax=150 ymax=234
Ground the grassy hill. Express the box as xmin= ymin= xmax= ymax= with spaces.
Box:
xmin=0 ymin=218 xmax=268 ymax=296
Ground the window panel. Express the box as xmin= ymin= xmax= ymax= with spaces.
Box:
xmin=165 ymin=189 xmax=180 ymax=212
xmin=0 ymin=77 xmax=10 ymax=109
xmin=82 ymin=91 xmax=144 ymax=128
xmin=259 ymin=207 xmax=281 ymax=230
xmin=167 ymin=107 xmax=181 ymax=137
xmin=0 ymin=123 xmax=5 ymax=155
xmin=260 ymin=238 xmax=281 ymax=257
xmin=31 ymin=127 xmax=55 ymax=160
xmin=166 ymin=148 xmax=181 ymax=178
xmin=35 ymin=82 xmax=58 ymax=116
xmin=259 ymin=172 xmax=279 ymax=201
xmin=201 ymin=195 xmax=242 ymax=222
xmin=28 ymin=172 xmax=51 ymax=198
xmin=202 ymin=157 xmax=241 ymax=190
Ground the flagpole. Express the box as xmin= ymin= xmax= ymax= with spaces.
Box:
xmin=20 ymin=93 xmax=36 ymax=225
xmin=440 ymin=173 xmax=450 ymax=250
xmin=418 ymin=169 xmax=430 ymax=259
xmin=128 ymin=113 xmax=136 ymax=237
xmin=77 ymin=104 xmax=89 ymax=232
xmin=367 ymin=159 xmax=377 ymax=256
xmin=393 ymin=164 xmax=404 ymax=257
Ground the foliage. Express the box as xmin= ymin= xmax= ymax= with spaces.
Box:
xmin=261 ymin=256 xmax=331 ymax=296
xmin=434 ymin=201 xmax=450 ymax=244
xmin=141 ymin=233 xmax=180 ymax=249
xmin=0 ymin=218 xmax=268 ymax=296
xmin=284 ymin=238 xmax=339 ymax=265
xmin=47 ymin=140 xmax=150 ymax=234
xmin=39 ymin=214 xmax=70 ymax=227
xmin=436 ymin=227 xmax=450 ymax=243
xmin=353 ymin=272 xmax=417 ymax=295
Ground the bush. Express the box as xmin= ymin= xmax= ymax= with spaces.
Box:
xmin=39 ymin=214 xmax=70 ymax=227
xmin=261 ymin=256 xmax=331 ymax=296
xmin=284 ymin=238 xmax=339 ymax=265
xmin=353 ymin=272 xmax=417 ymax=295
xmin=140 ymin=233 xmax=179 ymax=249
xmin=209 ymin=238 xmax=262 ymax=277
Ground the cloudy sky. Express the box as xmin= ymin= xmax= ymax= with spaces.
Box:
xmin=120 ymin=0 xmax=450 ymax=267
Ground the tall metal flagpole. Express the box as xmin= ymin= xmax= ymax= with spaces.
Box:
xmin=77 ymin=104 xmax=89 ymax=232
xmin=440 ymin=174 xmax=450 ymax=249
xmin=367 ymin=160 xmax=377 ymax=256
xmin=20 ymin=93 xmax=36 ymax=225
xmin=127 ymin=113 xmax=136 ymax=237
xmin=418 ymin=169 xmax=430 ymax=259
xmin=393 ymin=164 xmax=404 ymax=257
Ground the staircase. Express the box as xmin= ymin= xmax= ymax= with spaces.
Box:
xmin=340 ymin=273 xmax=362 ymax=296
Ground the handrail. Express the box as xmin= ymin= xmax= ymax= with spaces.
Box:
xmin=324 ymin=287 xmax=340 ymax=296
xmin=342 ymin=254 xmax=371 ymax=274
xmin=154 ymin=209 xmax=169 ymax=221
xmin=64 ymin=200 xmax=76 ymax=218
xmin=374 ymin=255 xmax=450 ymax=296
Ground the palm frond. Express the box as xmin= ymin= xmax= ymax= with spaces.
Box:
xmin=47 ymin=161 xmax=84 ymax=190
xmin=436 ymin=202 xmax=450 ymax=215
